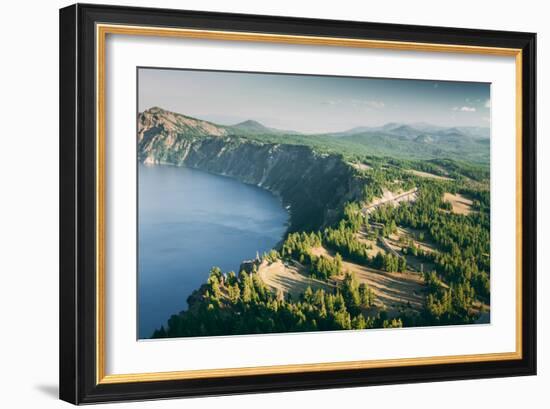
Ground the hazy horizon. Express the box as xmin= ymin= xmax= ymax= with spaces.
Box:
xmin=138 ymin=68 xmax=491 ymax=134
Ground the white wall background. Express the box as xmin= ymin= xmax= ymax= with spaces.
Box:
xmin=0 ymin=0 xmax=546 ymax=407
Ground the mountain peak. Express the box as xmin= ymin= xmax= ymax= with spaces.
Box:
xmin=143 ymin=106 xmax=195 ymax=120
xmin=232 ymin=119 xmax=270 ymax=131
xmin=139 ymin=106 xmax=228 ymax=138
xmin=146 ymin=106 xmax=165 ymax=113
xmin=230 ymin=119 xmax=303 ymax=135
xmin=236 ymin=119 xmax=262 ymax=126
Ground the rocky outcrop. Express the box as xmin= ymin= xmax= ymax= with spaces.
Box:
xmin=138 ymin=107 xmax=364 ymax=232
xmin=138 ymin=106 xmax=228 ymax=142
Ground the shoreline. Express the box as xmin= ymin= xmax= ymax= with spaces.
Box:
xmin=138 ymin=162 xmax=292 ymax=337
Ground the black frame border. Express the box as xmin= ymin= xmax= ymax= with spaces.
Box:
xmin=59 ymin=3 xmax=536 ymax=404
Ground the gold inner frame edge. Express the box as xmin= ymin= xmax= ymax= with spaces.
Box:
xmin=95 ymin=23 xmax=523 ymax=385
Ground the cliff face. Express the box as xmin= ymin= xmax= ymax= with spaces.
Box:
xmin=138 ymin=108 xmax=362 ymax=232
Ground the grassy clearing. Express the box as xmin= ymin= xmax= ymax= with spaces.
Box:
xmin=351 ymin=162 xmax=372 ymax=172
xmin=408 ymin=169 xmax=453 ymax=181
xmin=443 ymin=192 xmax=474 ymax=215
xmin=257 ymin=260 xmax=333 ymax=300
xmin=309 ymin=246 xmax=424 ymax=316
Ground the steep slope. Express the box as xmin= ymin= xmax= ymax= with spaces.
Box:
xmin=138 ymin=108 xmax=362 ymax=232
xmin=138 ymin=107 xmax=228 ymax=162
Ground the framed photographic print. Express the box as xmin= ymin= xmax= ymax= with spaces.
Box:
xmin=59 ymin=3 xmax=537 ymax=404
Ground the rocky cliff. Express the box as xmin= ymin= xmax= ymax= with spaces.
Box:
xmin=138 ymin=107 xmax=363 ymax=232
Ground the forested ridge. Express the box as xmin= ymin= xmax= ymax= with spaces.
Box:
xmin=153 ymin=162 xmax=490 ymax=338
xmin=152 ymin=267 xmax=397 ymax=338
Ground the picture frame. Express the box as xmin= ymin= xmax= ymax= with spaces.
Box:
xmin=59 ymin=3 xmax=536 ymax=404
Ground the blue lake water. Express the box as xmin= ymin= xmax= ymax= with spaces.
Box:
xmin=138 ymin=164 xmax=289 ymax=338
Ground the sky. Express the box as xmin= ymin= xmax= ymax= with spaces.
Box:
xmin=138 ymin=68 xmax=491 ymax=134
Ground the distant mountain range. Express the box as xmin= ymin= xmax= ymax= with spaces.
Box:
xmin=229 ymin=119 xmax=490 ymax=141
xmin=229 ymin=120 xmax=490 ymax=141
xmin=139 ymin=107 xmax=490 ymax=164
xmin=327 ymin=122 xmax=490 ymax=140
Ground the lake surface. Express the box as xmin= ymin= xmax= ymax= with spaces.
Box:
xmin=138 ymin=164 xmax=289 ymax=338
